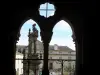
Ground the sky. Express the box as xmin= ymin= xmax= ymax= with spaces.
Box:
xmin=16 ymin=3 xmax=75 ymax=50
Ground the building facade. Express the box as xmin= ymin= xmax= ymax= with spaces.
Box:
xmin=16 ymin=25 xmax=76 ymax=75
xmin=15 ymin=51 xmax=23 ymax=75
xmin=16 ymin=41 xmax=76 ymax=75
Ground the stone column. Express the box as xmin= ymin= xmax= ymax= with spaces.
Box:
xmin=40 ymin=31 xmax=53 ymax=75
xmin=7 ymin=31 xmax=20 ymax=75
xmin=72 ymin=33 xmax=83 ymax=75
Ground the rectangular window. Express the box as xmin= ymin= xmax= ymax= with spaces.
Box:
xmin=49 ymin=63 xmax=53 ymax=69
xmin=59 ymin=57 xmax=62 ymax=59
xmin=50 ymin=57 xmax=52 ymax=59
xmin=68 ymin=56 xmax=71 ymax=59
xmin=21 ymin=68 xmax=23 ymax=74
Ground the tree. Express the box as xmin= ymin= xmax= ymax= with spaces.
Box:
xmin=63 ymin=72 xmax=68 ymax=75
xmin=63 ymin=65 xmax=75 ymax=75
xmin=16 ymin=71 xmax=19 ymax=75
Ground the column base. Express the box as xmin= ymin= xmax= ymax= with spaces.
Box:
xmin=42 ymin=69 xmax=49 ymax=75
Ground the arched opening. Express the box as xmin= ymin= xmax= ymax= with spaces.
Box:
xmin=15 ymin=19 xmax=44 ymax=75
xmin=49 ymin=20 xmax=76 ymax=75
xmin=17 ymin=19 xmax=41 ymax=46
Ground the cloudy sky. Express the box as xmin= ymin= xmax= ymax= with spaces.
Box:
xmin=16 ymin=3 xmax=75 ymax=50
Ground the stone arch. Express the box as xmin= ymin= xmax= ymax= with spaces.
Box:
xmin=50 ymin=18 xmax=76 ymax=74
xmin=18 ymin=17 xmax=40 ymax=33
xmin=15 ymin=17 xmax=42 ymax=58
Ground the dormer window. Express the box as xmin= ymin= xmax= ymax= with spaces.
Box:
xmin=54 ymin=44 xmax=58 ymax=50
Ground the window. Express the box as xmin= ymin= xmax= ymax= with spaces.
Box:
xmin=40 ymin=53 xmax=42 ymax=59
xmin=68 ymin=51 xmax=71 ymax=54
xmin=50 ymin=51 xmax=52 ymax=53
xmin=21 ymin=68 xmax=23 ymax=74
xmin=21 ymin=60 xmax=23 ymax=63
xmin=39 ymin=2 xmax=55 ymax=18
xmin=16 ymin=68 xmax=19 ymax=75
xmin=68 ymin=56 xmax=71 ymax=59
xmin=49 ymin=63 xmax=53 ymax=69
xmin=59 ymin=57 xmax=62 ymax=59
xmin=18 ymin=48 xmax=21 ymax=53
xmin=50 ymin=57 xmax=52 ymax=59
xmin=59 ymin=51 xmax=62 ymax=54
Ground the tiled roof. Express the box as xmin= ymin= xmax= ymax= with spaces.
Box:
xmin=49 ymin=45 xmax=74 ymax=52
xmin=16 ymin=45 xmax=28 ymax=53
xmin=16 ymin=40 xmax=75 ymax=52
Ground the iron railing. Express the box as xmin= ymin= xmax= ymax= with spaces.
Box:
xmin=15 ymin=58 xmax=75 ymax=75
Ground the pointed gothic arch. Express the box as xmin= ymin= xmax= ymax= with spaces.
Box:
xmin=52 ymin=18 xmax=76 ymax=49
xmin=52 ymin=17 xmax=76 ymax=43
xmin=15 ymin=18 xmax=42 ymax=75
xmin=16 ymin=18 xmax=41 ymax=44
xmin=18 ymin=17 xmax=41 ymax=34
xmin=49 ymin=18 xmax=76 ymax=75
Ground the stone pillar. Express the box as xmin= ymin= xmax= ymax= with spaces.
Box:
xmin=72 ymin=34 xmax=83 ymax=75
xmin=7 ymin=31 xmax=20 ymax=75
xmin=40 ymin=31 xmax=53 ymax=75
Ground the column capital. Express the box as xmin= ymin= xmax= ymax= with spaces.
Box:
xmin=40 ymin=31 xmax=53 ymax=44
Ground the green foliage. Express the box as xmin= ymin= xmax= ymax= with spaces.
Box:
xmin=63 ymin=72 xmax=68 ymax=75
xmin=16 ymin=71 xmax=19 ymax=75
